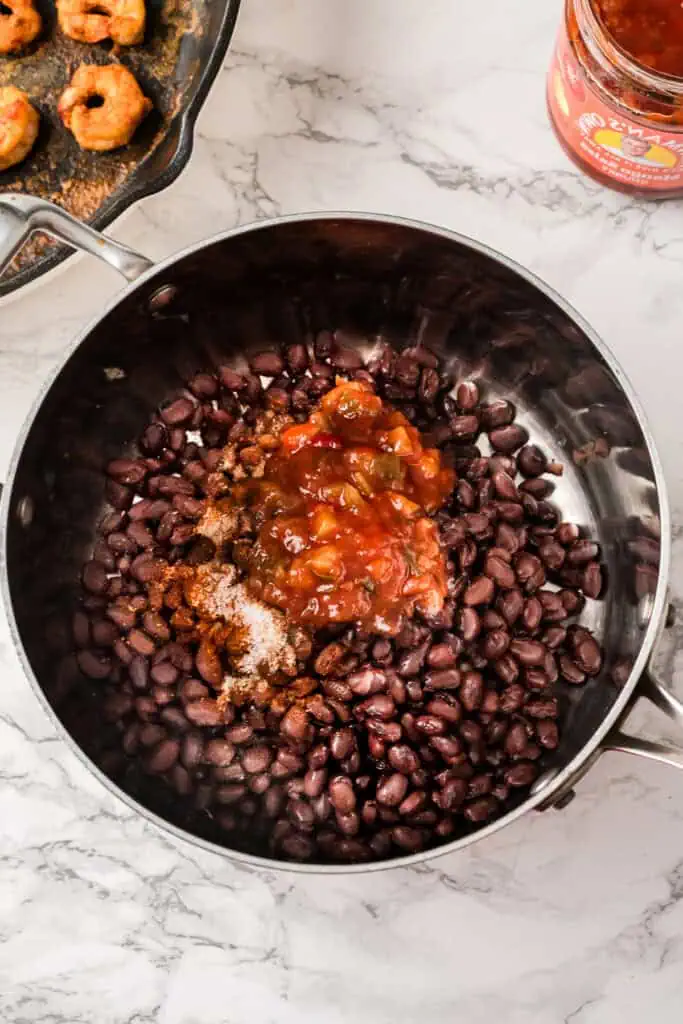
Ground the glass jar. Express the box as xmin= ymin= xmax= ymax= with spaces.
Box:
xmin=547 ymin=0 xmax=683 ymax=197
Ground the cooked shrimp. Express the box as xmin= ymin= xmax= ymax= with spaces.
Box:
xmin=57 ymin=0 xmax=145 ymax=46
xmin=58 ymin=64 xmax=152 ymax=152
xmin=0 ymin=0 xmax=41 ymax=54
xmin=0 ymin=86 xmax=39 ymax=171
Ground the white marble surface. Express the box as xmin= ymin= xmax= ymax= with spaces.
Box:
xmin=3 ymin=0 xmax=683 ymax=1020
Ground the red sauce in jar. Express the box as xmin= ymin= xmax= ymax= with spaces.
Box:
xmin=236 ymin=379 xmax=455 ymax=635
xmin=595 ymin=0 xmax=683 ymax=77
xmin=548 ymin=0 xmax=683 ymax=196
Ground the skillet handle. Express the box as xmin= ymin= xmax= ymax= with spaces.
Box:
xmin=0 ymin=194 xmax=154 ymax=283
xmin=603 ymin=667 xmax=683 ymax=771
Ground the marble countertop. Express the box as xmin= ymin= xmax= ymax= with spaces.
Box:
xmin=4 ymin=0 xmax=683 ymax=1020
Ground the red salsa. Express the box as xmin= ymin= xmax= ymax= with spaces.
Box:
xmin=595 ymin=0 xmax=683 ymax=77
xmin=236 ymin=379 xmax=455 ymax=635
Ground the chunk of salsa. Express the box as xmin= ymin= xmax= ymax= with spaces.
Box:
xmin=236 ymin=380 xmax=455 ymax=635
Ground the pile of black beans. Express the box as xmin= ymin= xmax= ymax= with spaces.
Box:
xmin=75 ymin=331 xmax=605 ymax=864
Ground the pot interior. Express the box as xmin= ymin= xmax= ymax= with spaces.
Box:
xmin=3 ymin=216 xmax=665 ymax=863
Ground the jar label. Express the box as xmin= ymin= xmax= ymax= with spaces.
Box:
xmin=548 ymin=29 xmax=683 ymax=191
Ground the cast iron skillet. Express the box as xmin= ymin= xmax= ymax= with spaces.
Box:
xmin=0 ymin=0 xmax=241 ymax=297
xmin=0 ymin=198 xmax=681 ymax=874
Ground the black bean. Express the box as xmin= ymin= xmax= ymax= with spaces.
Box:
xmin=186 ymin=373 xmax=218 ymax=399
xmin=283 ymin=343 xmax=307 ymax=372
xmin=83 ymin=561 xmax=108 ymax=594
xmin=455 ymin=480 xmax=476 ymax=509
xmin=536 ymin=720 xmax=559 ymax=749
xmin=127 ymin=629 xmax=155 ymax=657
xmin=458 ymin=607 xmax=481 ymax=642
xmin=393 ymin=354 xmax=419 ymax=388
xmin=480 ymin=400 xmax=515 ymax=429
xmin=106 ymin=480 xmax=133 ymax=509
xmin=130 ymin=554 xmax=164 ymax=584
xmin=556 ymin=522 xmax=580 ymax=546
xmin=242 ymin=746 xmax=272 ymax=773
xmin=397 ymin=640 xmax=430 ymax=677
xmin=376 ymin=773 xmax=408 ymax=807
xmin=415 ymin=715 xmax=445 ymax=736
xmin=388 ymin=744 xmax=420 ymax=775
xmin=301 ymin=767 xmax=325 ymax=799
xmin=226 ymin=723 xmax=253 ymax=745
xmin=357 ymin=694 xmax=395 ymax=720
xmin=250 ymin=351 xmax=284 ymax=376
xmin=161 ymin=398 xmax=195 ymax=425
xmin=504 ymin=722 xmax=528 ymax=757
xmin=439 ymin=778 xmax=468 ymax=810
xmin=497 ymin=589 xmax=524 ymax=625
xmin=485 ymin=553 xmax=516 ymax=589
xmin=91 ymin=620 xmax=118 ymax=647
xmin=330 ymin=727 xmax=355 ymax=760
xmin=456 ymin=380 xmax=479 ymax=410
xmin=107 ymin=458 xmax=147 ymax=486
xmin=481 ymin=629 xmax=510 ymax=661
xmin=537 ymin=591 xmax=565 ymax=623
xmin=574 ymin=634 xmax=603 ymax=676
xmin=522 ymin=670 xmax=545 ymax=693
xmin=451 ymin=415 xmax=480 ymax=439
xmin=77 ymin=650 xmax=112 ymax=679
xmin=329 ymin=775 xmax=356 ymax=813
xmin=583 ymin=563 xmax=604 ymax=599
xmin=426 ymin=695 xmax=462 ymax=722
xmin=464 ymin=797 xmax=497 ymax=823
xmin=521 ymin=478 xmax=553 ymax=499
xmin=218 ymin=368 xmax=247 ymax=394
xmin=489 ymin=424 xmax=528 ymax=453
xmin=147 ymin=738 xmax=179 ymax=773
xmin=391 ymin=826 xmax=424 ymax=852
xmin=559 ymin=655 xmax=586 ymax=685
xmin=196 ymin=638 xmax=222 ymax=686
xmin=426 ymin=643 xmax=455 ymax=669
xmin=509 ymin=638 xmax=546 ymax=666
xmin=330 ymin=347 xmax=363 ymax=371
xmin=505 ymin=762 xmax=537 ymax=787
xmin=347 ymin=667 xmax=386 ymax=695
xmin=367 ymin=720 xmax=402 ymax=742
xmin=424 ymin=668 xmax=461 ymax=691
xmin=185 ymin=699 xmax=223 ymax=727
xmin=498 ymin=684 xmax=525 ymax=713
xmin=459 ymin=671 xmax=485 ymax=712
xmin=528 ymin=701 xmax=558 ymax=727
xmin=522 ymin=597 xmax=543 ymax=633
xmin=481 ymin=609 xmax=506 ymax=630
xmin=495 ymin=522 xmax=522 ymax=554
xmin=494 ymin=654 xmax=519 ymax=685
xmin=371 ymin=639 xmax=393 ymax=666
xmin=517 ymin=445 xmax=547 ymax=477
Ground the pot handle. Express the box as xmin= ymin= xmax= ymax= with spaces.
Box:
xmin=0 ymin=194 xmax=154 ymax=283
xmin=603 ymin=668 xmax=683 ymax=771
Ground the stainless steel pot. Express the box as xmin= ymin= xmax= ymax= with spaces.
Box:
xmin=1 ymin=195 xmax=681 ymax=874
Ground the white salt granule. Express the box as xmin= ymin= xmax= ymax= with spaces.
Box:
xmin=186 ymin=564 xmax=295 ymax=680
xmin=196 ymin=503 xmax=238 ymax=548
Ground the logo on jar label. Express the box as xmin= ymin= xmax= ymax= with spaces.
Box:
xmin=548 ymin=31 xmax=683 ymax=191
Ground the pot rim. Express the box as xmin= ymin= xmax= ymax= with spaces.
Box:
xmin=0 ymin=210 xmax=671 ymax=874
